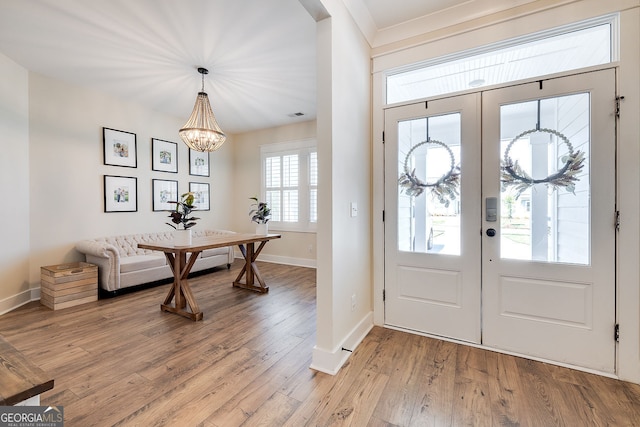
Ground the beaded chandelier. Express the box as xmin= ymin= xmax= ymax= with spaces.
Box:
xmin=179 ymin=67 xmax=226 ymax=152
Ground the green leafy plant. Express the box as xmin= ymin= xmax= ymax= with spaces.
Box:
xmin=166 ymin=192 xmax=200 ymax=230
xmin=249 ymin=196 xmax=271 ymax=224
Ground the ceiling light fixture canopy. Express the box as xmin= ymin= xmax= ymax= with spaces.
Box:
xmin=179 ymin=67 xmax=226 ymax=152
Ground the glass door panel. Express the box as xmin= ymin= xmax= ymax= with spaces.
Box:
xmin=398 ymin=113 xmax=461 ymax=255
xmin=499 ymin=95 xmax=590 ymax=264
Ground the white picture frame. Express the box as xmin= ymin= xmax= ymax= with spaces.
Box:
xmin=103 ymin=127 xmax=137 ymax=168
xmin=152 ymin=138 xmax=178 ymax=173
xmin=189 ymin=182 xmax=210 ymax=211
xmin=104 ymin=175 xmax=137 ymax=212
xmin=152 ymin=179 xmax=178 ymax=211
xmin=189 ymin=149 xmax=210 ymax=177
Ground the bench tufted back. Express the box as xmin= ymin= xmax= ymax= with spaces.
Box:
xmin=92 ymin=229 xmax=235 ymax=257
xmin=95 ymin=232 xmax=172 ymax=257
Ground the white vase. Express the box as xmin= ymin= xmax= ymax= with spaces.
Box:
xmin=174 ymin=229 xmax=192 ymax=246
xmin=255 ymin=223 xmax=268 ymax=235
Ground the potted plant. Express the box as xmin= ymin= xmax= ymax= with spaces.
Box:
xmin=167 ymin=192 xmax=200 ymax=246
xmin=249 ymin=196 xmax=271 ymax=234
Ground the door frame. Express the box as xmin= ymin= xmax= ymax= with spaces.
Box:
xmin=374 ymin=66 xmax=626 ymax=378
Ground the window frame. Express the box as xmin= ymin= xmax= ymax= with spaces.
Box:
xmin=260 ymin=138 xmax=317 ymax=233
xmin=385 ymin=14 xmax=618 ymax=105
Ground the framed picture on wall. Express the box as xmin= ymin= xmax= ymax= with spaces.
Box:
xmin=152 ymin=138 xmax=178 ymax=173
xmin=189 ymin=182 xmax=210 ymax=211
xmin=189 ymin=149 xmax=210 ymax=177
xmin=104 ymin=175 xmax=137 ymax=212
xmin=103 ymin=127 xmax=137 ymax=168
xmin=152 ymin=179 xmax=178 ymax=211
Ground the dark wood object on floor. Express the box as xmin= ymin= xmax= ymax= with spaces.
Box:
xmin=0 ymin=336 xmax=54 ymax=405
xmin=0 ymin=261 xmax=639 ymax=426
xmin=138 ymin=233 xmax=280 ymax=321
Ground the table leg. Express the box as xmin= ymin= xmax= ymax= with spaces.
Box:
xmin=161 ymin=251 xmax=203 ymax=321
xmin=233 ymin=241 xmax=269 ymax=293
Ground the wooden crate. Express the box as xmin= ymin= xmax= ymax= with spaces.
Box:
xmin=40 ymin=262 xmax=97 ymax=310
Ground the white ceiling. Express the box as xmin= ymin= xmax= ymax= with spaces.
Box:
xmin=0 ymin=0 xmax=518 ymax=134
xmin=363 ymin=0 xmax=468 ymax=30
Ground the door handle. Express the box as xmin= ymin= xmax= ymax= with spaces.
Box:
xmin=486 ymin=228 xmax=496 ymax=237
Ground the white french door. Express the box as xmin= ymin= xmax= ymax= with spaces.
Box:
xmin=481 ymin=69 xmax=616 ymax=372
xmin=384 ymin=69 xmax=617 ymax=372
xmin=384 ymin=93 xmax=482 ymax=343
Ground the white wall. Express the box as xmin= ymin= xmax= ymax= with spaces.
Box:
xmin=27 ymin=73 xmax=233 ymax=287
xmin=0 ymin=53 xmax=30 ymax=309
xmin=231 ymin=120 xmax=317 ymax=267
xmin=312 ymin=0 xmax=373 ymax=374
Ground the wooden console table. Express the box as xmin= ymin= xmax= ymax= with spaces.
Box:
xmin=138 ymin=233 xmax=281 ymax=321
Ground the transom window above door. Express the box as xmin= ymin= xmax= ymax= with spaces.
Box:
xmin=386 ymin=15 xmax=616 ymax=104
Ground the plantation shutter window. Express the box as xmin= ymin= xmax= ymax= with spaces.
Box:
xmin=261 ymin=139 xmax=317 ymax=232
xmin=309 ymin=151 xmax=318 ymax=223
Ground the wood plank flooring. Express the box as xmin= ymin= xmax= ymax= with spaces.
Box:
xmin=1 ymin=260 xmax=639 ymax=426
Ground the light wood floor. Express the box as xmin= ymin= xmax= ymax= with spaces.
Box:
xmin=1 ymin=260 xmax=639 ymax=426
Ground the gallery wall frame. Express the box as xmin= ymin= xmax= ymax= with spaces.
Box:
xmin=189 ymin=149 xmax=210 ymax=177
xmin=104 ymin=175 xmax=138 ymax=212
xmin=103 ymin=127 xmax=137 ymax=168
xmin=152 ymin=179 xmax=178 ymax=212
xmin=189 ymin=182 xmax=210 ymax=211
xmin=152 ymin=138 xmax=178 ymax=173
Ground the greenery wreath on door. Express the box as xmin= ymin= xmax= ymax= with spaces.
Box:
xmin=501 ymin=128 xmax=585 ymax=198
xmin=398 ymin=139 xmax=460 ymax=207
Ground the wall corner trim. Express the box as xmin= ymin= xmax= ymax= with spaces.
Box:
xmin=309 ymin=311 xmax=374 ymax=375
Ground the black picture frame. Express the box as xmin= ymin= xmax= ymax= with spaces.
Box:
xmin=189 ymin=182 xmax=210 ymax=211
xmin=152 ymin=138 xmax=178 ymax=173
xmin=189 ymin=149 xmax=210 ymax=177
xmin=103 ymin=127 xmax=137 ymax=168
xmin=152 ymin=179 xmax=178 ymax=211
xmin=104 ymin=175 xmax=137 ymax=212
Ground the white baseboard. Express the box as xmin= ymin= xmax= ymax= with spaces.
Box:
xmin=233 ymin=251 xmax=316 ymax=269
xmin=0 ymin=287 xmax=40 ymax=316
xmin=310 ymin=311 xmax=373 ymax=375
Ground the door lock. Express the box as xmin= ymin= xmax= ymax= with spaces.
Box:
xmin=486 ymin=228 xmax=496 ymax=237
xmin=486 ymin=197 xmax=497 ymax=222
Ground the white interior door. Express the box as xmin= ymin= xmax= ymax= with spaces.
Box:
xmin=384 ymin=93 xmax=482 ymax=343
xmin=482 ymin=69 xmax=616 ymax=373
xmin=384 ymin=69 xmax=616 ymax=372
